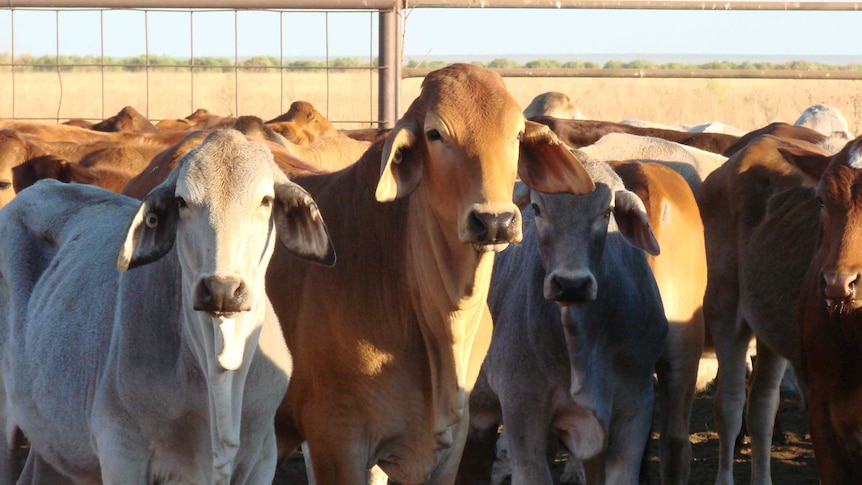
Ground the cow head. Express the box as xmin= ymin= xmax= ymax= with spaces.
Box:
xmin=780 ymin=136 xmax=862 ymax=313
xmin=374 ymin=63 xmax=594 ymax=252
xmin=0 ymin=130 xmax=50 ymax=209
xmin=117 ymin=129 xmax=334 ymax=370
xmin=515 ymin=154 xmax=659 ymax=306
xmin=12 ymin=155 xmax=99 ymax=192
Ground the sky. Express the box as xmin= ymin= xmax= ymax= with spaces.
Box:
xmin=0 ymin=4 xmax=860 ymax=63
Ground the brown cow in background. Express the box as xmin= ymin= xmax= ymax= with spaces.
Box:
xmin=788 ymin=136 xmax=862 ymax=484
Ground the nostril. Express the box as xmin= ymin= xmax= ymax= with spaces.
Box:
xmin=194 ymin=276 xmax=249 ymax=315
xmin=468 ymin=211 xmax=517 ymax=243
xmin=550 ymin=274 xmax=596 ymax=303
xmin=468 ymin=211 xmax=489 ymax=240
xmin=822 ymin=271 xmax=861 ymax=299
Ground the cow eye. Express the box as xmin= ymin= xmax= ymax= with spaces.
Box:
xmin=175 ymin=196 xmax=187 ymax=209
xmin=817 ymin=197 xmax=825 ymax=210
xmin=531 ymin=203 xmax=541 ymax=217
xmin=426 ymin=129 xmax=442 ymax=142
xmin=261 ymin=196 xmax=273 ymax=208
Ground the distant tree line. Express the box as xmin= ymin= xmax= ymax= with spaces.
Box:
xmin=1 ymin=53 xmax=860 ymax=72
xmin=408 ymin=58 xmax=862 ymax=71
xmin=0 ymin=54 xmax=372 ymax=72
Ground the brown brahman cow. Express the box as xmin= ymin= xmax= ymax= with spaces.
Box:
xmin=90 ymin=106 xmax=159 ymax=133
xmin=698 ymin=133 xmax=832 ymax=485
xmin=611 ymin=160 xmax=706 ymax=485
xmin=11 ymin=155 xmax=136 ymax=194
xmin=786 ymin=136 xmax=862 ymax=484
xmin=267 ymin=100 xmax=340 ymax=144
xmin=265 ymin=63 xmax=594 ymax=485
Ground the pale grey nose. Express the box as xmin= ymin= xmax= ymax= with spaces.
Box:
xmin=193 ymin=276 xmax=249 ymax=315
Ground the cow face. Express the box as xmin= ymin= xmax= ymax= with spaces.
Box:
xmin=519 ymin=157 xmax=659 ymax=306
xmin=375 ymin=63 xmax=594 ymax=252
xmin=782 ymin=137 xmax=862 ymax=313
xmin=0 ymin=130 xmax=43 ymax=209
xmin=118 ymin=129 xmax=334 ymax=370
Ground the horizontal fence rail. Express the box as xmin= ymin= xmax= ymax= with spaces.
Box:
xmin=6 ymin=0 xmax=862 ymax=9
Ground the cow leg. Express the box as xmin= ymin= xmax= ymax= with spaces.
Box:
xmin=18 ymin=451 xmax=74 ymax=485
xmin=746 ymin=341 xmax=787 ymax=485
xmin=302 ymin=434 xmax=369 ymax=485
xmin=426 ymin=408 xmax=471 ymax=485
xmin=498 ymin=394 xmax=554 ymax=485
xmin=710 ymin=320 xmax=752 ymax=485
xmin=304 ymin=443 xmax=386 ymax=485
xmin=457 ymin=371 xmax=502 ymax=485
xmin=655 ymin=314 xmax=703 ymax=485
xmin=604 ymin=389 xmax=655 ymax=485
xmin=808 ymin=393 xmax=859 ymax=484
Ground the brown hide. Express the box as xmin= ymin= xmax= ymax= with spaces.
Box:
xmin=611 ymin=160 xmax=706 ymax=484
xmin=121 ymin=131 xmax=323 ymax=199
xmin=12 ymin=155 xmax=135 ymax=194
xmin=232 ymin=115 xmax=287 ymax=146
xmin=697 ymin=133 xmax=832 ymax=484
xmin=266 ymin=100 xmax=339 ymax=145
xmin=0 ymin=121 xmax=186 ymax=172
xmin=723 ymin=122 xmax=828 ymax=157
xmin=791 ymin=136 xmax=862 ymax=484
xmin=153 ymin=108 xmax=236 ymax=131
xmin=91 ymin=106 xmax=158 ymax=133
xmin=265 ymin=63 xmax=593 ymax=485
xmin=0 ymin=130 xmax=50 ymax=208
xmin=531 ymin=116 xmax=738 ymax=155
xmin=263 ymin=103 xmax=373 ymax=171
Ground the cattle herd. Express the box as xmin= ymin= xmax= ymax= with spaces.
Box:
xmin=0 ymin=62 xmax=858 ymax=484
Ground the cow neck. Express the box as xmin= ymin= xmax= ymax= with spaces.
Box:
xmin=114 ymin=253 xmax=257 ymax=484
xmin=403 ymin=184 xmax=496 ymax=435
xmin=179 ymin=277 xmax=265 ymax=485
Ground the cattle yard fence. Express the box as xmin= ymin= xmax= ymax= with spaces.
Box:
xmin=2 ymin=0 xmax=862 ymax=128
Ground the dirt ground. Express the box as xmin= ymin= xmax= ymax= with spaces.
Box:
xmin=273 ymin=389 xmax=819 ymax=484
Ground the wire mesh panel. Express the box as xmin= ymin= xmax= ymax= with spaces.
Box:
xmin=0 ymin=7 xmax=385 ymax=128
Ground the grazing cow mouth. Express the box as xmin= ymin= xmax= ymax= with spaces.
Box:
xmin=471 ymin=242 xmax=510 ymax=253
xmin=825 ymin=297 xmax=862 ymax=315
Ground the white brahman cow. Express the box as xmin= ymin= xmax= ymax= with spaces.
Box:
xmin=0 ymin=129 xmax=334 ymax=484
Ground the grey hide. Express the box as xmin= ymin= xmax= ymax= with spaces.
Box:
xmin=0 ymin=129 xmax=334 ymax=484
xmin=473 ymin=157 xmax=668 ymax=484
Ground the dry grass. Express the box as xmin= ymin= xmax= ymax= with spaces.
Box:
xmin=2 ymin=69 xmax=861 ymax=135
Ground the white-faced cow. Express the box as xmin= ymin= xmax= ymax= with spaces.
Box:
xmin=0 ymin=129 xmax=334 ymax=484
xmin=265 ymin=63 xmax=595 ymax=484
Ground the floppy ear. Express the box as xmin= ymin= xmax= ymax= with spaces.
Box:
xmin=518 ymin=121 xmax=595 ymax=196
xmin=274 ymin=181 xmax=336 ymax=267
xmin=777 ymin=146 xmax=831 ymax=183
xmin=117 ymin=183 xmax=180 ymax=271
xmin=613 ymin=190 xmax=660 ymax=256
xmin=375 ymin=119 xmax=423 ymax=202
xmin=512 ymin=181 xmax=531 ymax=210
